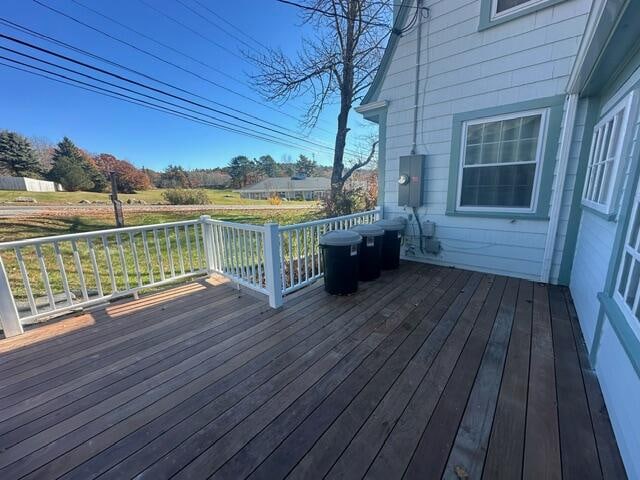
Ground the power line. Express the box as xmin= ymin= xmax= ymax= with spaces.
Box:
xmin=0 ymin=35 xmax=347 ymax=157
xmin=0 ymin=56 xmax=328 ymax=152
xmin=190 ymin=0 xmax=266 ymax=50
xmin=0 ymin=17 xmax=304 ymax=139
xmin=32 ymin=0 xmax=338 ymax=134
xmin=275 ymin=0 xmax=391 ymax=28
xmin=174 ymin=0 xmax=259 ymax=53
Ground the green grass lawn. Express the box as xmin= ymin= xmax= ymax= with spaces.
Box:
xmin=0 ymin=188 xmax=317 ymax=206
xmin=0 ymin=208 xmax=325 ymax=307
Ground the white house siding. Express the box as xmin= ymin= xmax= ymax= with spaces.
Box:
xmin=570 ymin=58 xmax=640 ymax=478
xmin=596 ymin=317 xmax=640 ymax=480
xmin=377 ymin=0 xmax=590 ymax=282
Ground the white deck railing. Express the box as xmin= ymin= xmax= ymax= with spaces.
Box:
xmin=278 ymin=209 xmax=380 ymax=294
xmin=0 ymin=208 xmax=381 ymax=337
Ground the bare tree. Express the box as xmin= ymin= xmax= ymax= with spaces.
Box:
xmin=249 ymin=0 xmax=392 ymax=200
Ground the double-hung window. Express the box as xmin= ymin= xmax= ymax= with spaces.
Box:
xmin=492 ymin=0 xmax=546 ymax=18
xmin=582 ymin=92 xmax=636 ymax=216
xmin=456 ymin=109 xmax=548 ymax=212
xmin=615 ymin=183 xmax=640 ymax=340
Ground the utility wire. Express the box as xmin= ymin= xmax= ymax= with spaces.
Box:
xmin=275 ymin=0 xmax=390 ymax=28
xmin=174 ymin=0 xmax=259 ymax=53
xmin=0 ymin=17 xmax=337 ymax=148
xmin=0 ymin=34 xmax=347 ymax=154
xmin=0 ymin=58 xmax=319 ymax=150
xmin=190 ymin=0 xmax=266 ymax=50
xmin=33 ymin=0 xmax=339 ymax=133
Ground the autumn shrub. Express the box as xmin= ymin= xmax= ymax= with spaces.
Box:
xmin=161 ymin=189 xmax=209 ymax=205
xmin=267 ymin=194 xmax=282 ymax=206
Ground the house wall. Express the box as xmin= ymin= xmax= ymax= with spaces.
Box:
xmin=376 ymin=0 xmax=591 ymax=282
xmin=569 ymin=54 xmax=640 ymax=479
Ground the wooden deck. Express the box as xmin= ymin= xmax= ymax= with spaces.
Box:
xmin=0 ymin=263 xmax=626 ymax=479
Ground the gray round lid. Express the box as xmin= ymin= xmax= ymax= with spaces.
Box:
xmin=351 ymin=224 xmax=384 ymax=237
xmin=375 ymin=219 xmax=405 ymax=231
xmin=319 ymin=230 xmax=362 ymax=246
xmin=392 ymin=216 xmax=408 ymax=226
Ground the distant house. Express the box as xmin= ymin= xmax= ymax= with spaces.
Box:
xmin=236 ymin=176 xmax=330 ymax=200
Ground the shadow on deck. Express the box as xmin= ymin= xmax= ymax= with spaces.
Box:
xmin=0 ymin=262 xmax=626 ymax=479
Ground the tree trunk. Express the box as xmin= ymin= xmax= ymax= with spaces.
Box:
xmin=330 ymin=0 xmax=358 ymax=204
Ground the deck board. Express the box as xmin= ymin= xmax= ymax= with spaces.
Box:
xmin=0 ymin=263 xmax=626 ymax=479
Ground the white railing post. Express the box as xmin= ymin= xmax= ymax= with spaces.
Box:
xmin=199 ymin=215 xmax=214 ymax=273
xmin=0 ymin=256 xmax=23 ymax=337
xmin=375 ymin=205 xmax=383 ymax=220
xmin=263 ymin=223 xmax=284 ymax=308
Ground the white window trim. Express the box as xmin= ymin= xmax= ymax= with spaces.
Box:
xmin=581 ymin=91 xmax=637 ymax=216
xmin=491 ymin=0 xmax=546 ymax=20
xmin=614 ymin=186 xmax=640 ymax=342
xmin=456 ymin=108 xmax=549 ymax=214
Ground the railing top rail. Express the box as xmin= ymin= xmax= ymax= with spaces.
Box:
xmin=202 ymin=218 xmax=266 ymax=233
xmin=278 ymin=208 xmax=379 ymax=232
xmin=0 ymin=218 xmax=202 ymax=250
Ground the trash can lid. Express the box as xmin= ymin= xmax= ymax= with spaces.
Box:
xmin=392 ymin=216 xmax=408 ymax=226
xmin=319 ymin=230 xmax=362 ymax=246
xmin=351 ymin=224 xmax=384 ymax=237
xmin=375 ymin=219 xmax=405 ymax=231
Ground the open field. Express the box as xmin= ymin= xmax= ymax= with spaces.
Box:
xmin=0 ymin=209 xmax=324 ymax=308
xmin=0 ymin=189 xmax=316 ymax=206
xmin=0 ymin=209 xmax=321 ymax=242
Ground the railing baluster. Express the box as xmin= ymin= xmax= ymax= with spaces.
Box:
xmin=15 ymin=248 xmax=37 ymax=316
xmin=142 ymin=230 xmax=155 ymax=284
xmin=215 ymin=224 xmax=224 ymax=273
xmin=53 ymin=241 xmax=73 ymax=307
xmin=194 ymin=222 xmax=203 ymax=270
xmin=115 ymin=233 xmax=130 ymax=291
xmin=101 ymin=235 xmax=117 ymax=292
xmin=129 ymin=232 xmax=143 ymax=288
xmin=288 ymin=230 xmax=294 ymax=288
xmin=34 ymin=244 xmax=56 ymax=311
xmin=70 ymin=240 xmax=89 ymax=302
xmin=87 ymin=238 xmax=103 ymax=297
xmin=279 ymin=232 xmax=286 ymax=290
xmin=257 ymin=232 xmax=264 ymax=287
xmin=296 ymin=229 xmax=302 ymax=285
xmin=303 ymin=227 xmax=309 ymax=282
xmin=174 ymin=225 xmax=185 ymax=276
xmin=152 ymin=229 xmax=166 ymax=281
xmin=185 ymin=224 xmax=194 ymax=273
xmin=250 ymin=231 xmax=257 ymax=284
xmin=164 ymin=227 xmax=175 ymax=278
xmin=311 ymin=226 xmax=315 ymax=279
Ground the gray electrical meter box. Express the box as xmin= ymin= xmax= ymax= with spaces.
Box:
xmin=397 ymin=154 xmax=424 ymax=207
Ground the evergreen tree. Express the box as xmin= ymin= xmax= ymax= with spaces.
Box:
xmin=227 ymin=155 xmax=254 ymax=188
xmin=257 ymin=154 xmax=278 ymax=177
xmin=159 ymin=164 xmax=192 ymax=188
xmin=295 ymin=154 xmax=317 ymax=176
xmin=0 ymin=131 xmax=43 ymax=177
xmin=48 ymin=137 xmax=106 ymax=191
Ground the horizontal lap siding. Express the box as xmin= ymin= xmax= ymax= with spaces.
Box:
xmin=378 ymin=0 xmax=590 ymax=282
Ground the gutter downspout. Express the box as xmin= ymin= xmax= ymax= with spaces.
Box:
xmin=541 ymin=93 xmax=579 ymax=283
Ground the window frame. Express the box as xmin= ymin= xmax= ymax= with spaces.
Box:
xmin=581 ymin=91 xmax=637 ymax=217
xmin=613 ymin=183 xmax=640 ymax=342
xmin=491 ymin=0 xmax=545 ymax=20
xmin=455 ymin=108 xmax=549 ymax=214
xmin=478 ymin=0 xmax=566 ymax=31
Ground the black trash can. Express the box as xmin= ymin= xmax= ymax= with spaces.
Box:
xmin=351 ymin=224 xmax=384 ymax=281
xmin=375 ymin=218 xmax=405 ymax=270
xmin=319 ymin=230 xmax=362 ymax=295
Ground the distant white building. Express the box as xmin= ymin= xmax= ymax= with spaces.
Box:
xmin=236 ymin=176 xmax=330 ymax=200
xmin=0 ymin=176 xmax=62 ymax=192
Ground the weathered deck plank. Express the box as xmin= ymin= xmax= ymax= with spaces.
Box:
xmin=0 ymin=264 xmax=625 ymax=479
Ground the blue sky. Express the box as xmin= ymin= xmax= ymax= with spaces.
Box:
xmin=0 ymin=0 xmax=375 ymax=170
